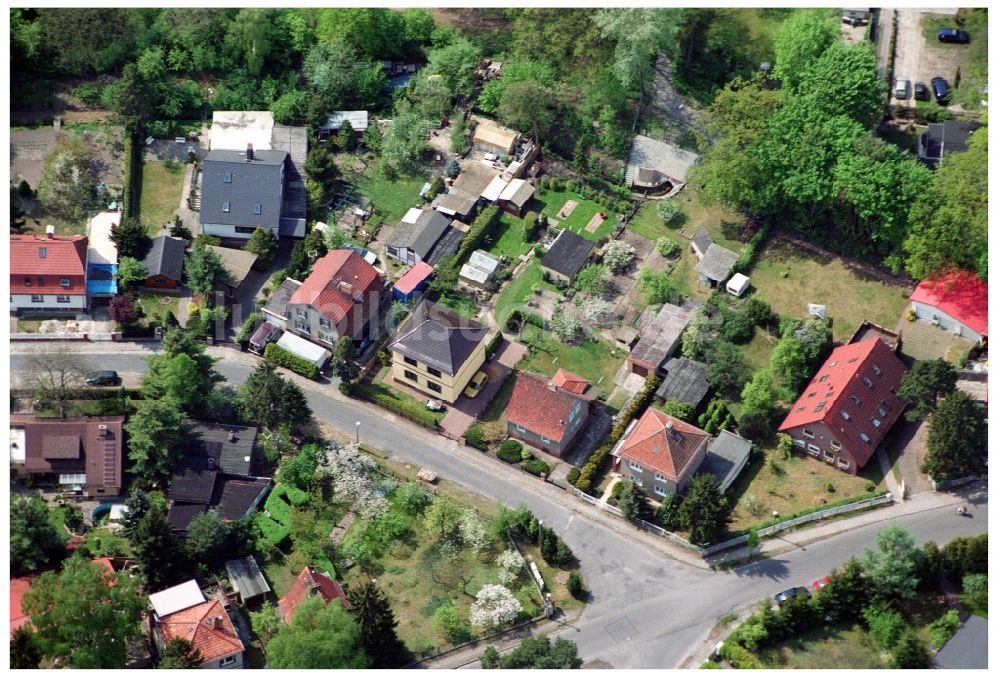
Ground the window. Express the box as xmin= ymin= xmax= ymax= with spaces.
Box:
xmin=796 ymin=407 xmax=805 ymax=413
xmin=319 ymin=317 xmax=331 ymax=329
xmin=297 ymin=308 xmax=307 ymax=318
xmin=318 ymin=331 xmax=333 ymax=343
xmin=295 ymin=322 xmax=311 ymax=334
xmin=515 ymin=425 xmax=526 ymax=434
xmin=814 ymin=401 xmax=826 ymax=412
xmin=629 ymin=476 xmax=643 ymax=487
xmin=807 ymin=443 xmax=821 ymax=455
xmin=56 ymin=295 xmax=70 ymax=303
xmin=823 ymin=450 xmax=835 ymax=462
xmin=387 ymin=246 xmax=398 ymax=257
xmin=848 ymin=357 xmax=859 ymax=363
xmin=859 ymin=432 xmax=871 ymax=443
xmin=23 ymin=277 xmax=31 ymax=287
xmin=38 ymin=247 xmax=46 ymax=259
xmin=60 ymin=277 xmax=70 ymax=288
xmin=654 ymin=485 xmax=667 ymax=497
xmin=221 ymin=656 xmax=236 ymax=667
xmin=830 ymin=440 xmax=842 ymax=451
xmin=793 ymin=439 xmax=806 ymax=448
xmin=541 ymin=436 xmax=551 ymax=444
xmin=224 ymin=172 xmax=232 ymax=183
xmin=222 ymin=201 xmax=231 ymax=212
xmin=836 ymin=457 xmax=850 ymax=469
xmin=825 ymin=391 xmax=834 ymax=398
xmin=37 ymin=277 xmax=44 ymax=287
xmin=426 ymin=381 xmax=441 ymax=393
xmin=850 ymin=394 xmax=861 ymax=405
xmin=629 ymin=461 xmax=644 ymax=473
xmin=253 ymin=204 xmax=262 ymax=215
xmin=871 ymin=417 xmax=881 ymax=428
xmin=404 ymin=369 xmax=418 ymax=381
xmin=654 ymin=473 xmax=669 ymax=482
xmin=877 ymin=406 xmax=887 ymax=418
xmin=31 ymin=294 xmax=44 ymax=303
xmin=818 ymin=375 xmax=829 ymax=382
xmin=862 ymin=376 xmax=874 ymax=388
xmin=802 ymin=429 xmax=815 ymax=439
xmin=872 ymin=364 xmax=882 ymax=375
xmin=829 ymin=360 xmax=838 ymax=367
xmin=427 ymin=367 xmax=442 ymax=378
xmin=807 ymin=392 xmax=817 ymax=398
xmin=404 ymin=356 xmax=418 ymax=367
xmin=840 ymin=410 xmax=850 ymax=420
xmin=235 ymin=225 xmax=256 ymax=234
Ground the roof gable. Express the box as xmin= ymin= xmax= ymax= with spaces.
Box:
xmin=551 ymin=368 xmax=590 ymax=395
xmin=156 ymin=597 xmax=244 ymax=663
xmin=388 ymin=300 xmax=488 ymax=375
xmin=288 ymin=250 xmax=382 ymax=329
xmin=696 ymin=243 xmax=739 ymax=281
xmin=617 ymin=409 xmax=709 ymax=482
xmin=506 ymin=371 xmax=587 ymax=442
xmin=278 ymin=567 xmax=351 ymax=625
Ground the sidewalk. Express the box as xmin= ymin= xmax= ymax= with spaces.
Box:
xmin=419 ymin=614 xmax=581 ymax=669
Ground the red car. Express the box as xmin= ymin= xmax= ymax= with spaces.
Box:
xmin=812 ymin=576 xmax=831 ymax=591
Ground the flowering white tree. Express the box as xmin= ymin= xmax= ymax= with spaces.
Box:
xmin=316 ymin=443 xmax=388 ymax=519
xmin=602 ymin=239 xmax=635 ymax=273
xmin=550 ymin=310 xmax=583 ymax=342
xmin=459 ymin=509 xmax=491 ymax=556
xmin=656 ymin=198 xmax=682 ymax=224
xmin=578 ymin=297 xmax=615 ymax=326
xmin=495 ymin=549 xmax=526 ymax=586
xmin=470 ymin=584 xmax=523 ymax=629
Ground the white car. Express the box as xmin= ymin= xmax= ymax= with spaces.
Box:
xmin=894 ymin=78 xmax=910 ymax=100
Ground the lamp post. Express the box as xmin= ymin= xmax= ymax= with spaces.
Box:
xmin=355 ymin=421 xmax=361 ymax=443
xmin=538 ymin=519 xmax=543 ymax=545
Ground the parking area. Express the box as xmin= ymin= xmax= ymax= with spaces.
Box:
xmin=893 ymin=8 xmax=972 ymax=109
xmin=439 ymin=338 xmax=527 ymax=438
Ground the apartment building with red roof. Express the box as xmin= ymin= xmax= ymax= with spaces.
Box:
xmin=909 ymin=269 xmax=988 ymax=342
xmin=506 ymin=370 xmax=591 ymax=457
xmin=9 ymin=232 xmax=89 ymax=313
xmin=277 ymin=567 xmax=352 ymax=625
xmin=778 ymin=337 xmax=908 ymax=475
xmin=612 ymin=408 xmax=710 ymax=498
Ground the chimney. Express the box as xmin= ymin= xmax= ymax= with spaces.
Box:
xmin=45 ymin=225 xmax=56 ymax=238
xmin=338 ymin=281 xmax=353 ymax=295
xmin=547 ymin=382 xmax=557 ymax=391
xmin=207 ymin=457 xmax=216 ymax=470
xmin=209 ymin=615 xmax=223 ymax=629
xmin=246 ymin=143 xmax=254 ymax=161
xmin=228 ymin=430 xmax=236 ymax=443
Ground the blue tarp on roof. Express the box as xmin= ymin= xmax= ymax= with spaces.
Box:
xmin=88 ymin=263 xmax=118 ymax=296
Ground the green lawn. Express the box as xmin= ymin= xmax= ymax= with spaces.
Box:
xmin=350 ymin=166 xmax=428 ymax=224
xmin=757 ymin=623 xmax=889 ymax=669
xmin=475 ymin=370 xmax=518 ymax=443
xmin=136 ymin=291 xmax=180 ymax=324
xmin=629 ymin=202 xmax=675 ymax=241
xmin=374 ymin=367 xmax=446 ymax=426
xmin=517 ymin=324 xmax=624 ymax=396
xmin=15 ymin=319 xmax=44 ymax=332
xmin=494 ymin=259 xmax=559 ymax=326
xmin=435 ymin=291 xmax=478 ymax=319
xmin=139 ymin=160 xmax=185 ymax=232
xmin=533 ymin=188 xmax=616 ymax=240
xmin=486 ymin=212 xmax=532 ymax=260
xmin=747 ymin=239 xmax=912 ymax=343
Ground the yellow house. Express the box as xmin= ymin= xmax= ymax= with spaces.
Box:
xmin=388 ymin=300 xmax=489 ymax=403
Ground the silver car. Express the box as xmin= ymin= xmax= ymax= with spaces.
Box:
xmin=894 ymin=78 xmax=911 ymax=100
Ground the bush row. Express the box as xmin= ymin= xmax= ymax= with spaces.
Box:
xmin=122 ymin=134 xmax=141 ymax=219
xmin=264 ymin=343 xmax=320 ymax=380
xmin=456 ymin=204 xmax=502 ymax=264
xmin=255 ymin=512 xmax=290 ymax=547
xmin=485 ymin=331 xmax=503 ymax=357
xmin=732 ymin=223 xmax=771 ymax=274
xmin=264 ymin=488 xmax=293 ymax=525
xmin=464 ymin=424 xmax=488 ymax=451
xmin=348 ymin=382 xmax=439 ymax=430
xmin=273 ymin=483 xmax=309 ymax=507
xmin=719 ymin=642 xmax=764 ymax=670
xmin=574 ymin=376 xmax=663 ymax=492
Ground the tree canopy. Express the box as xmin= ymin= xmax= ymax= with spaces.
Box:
xmin=10 ymin=495 xmax=65 ymax=576
xmin=267 ymin=597 xmax=370 ymax=669
xmin=861 ymin=525 xmax=923 ymax=600
xmin=237 ymin=358 xmax=313 ymax=430
xmin=923 ymin=391 xmax=988 ymax=481
xmin=896 ymin=359 xmax=958 ymax=421
xmin=480 ymin=635 xmax=582 ymax=669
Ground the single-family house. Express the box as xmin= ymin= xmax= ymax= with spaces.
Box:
xmin=392 ymin=261 xmax=435 ymax=303
xmin=206 ymin=245 xmax=258 ymax=298
xmin=918 ymin=120 xmax=984 ymax=167
xmin=695 ymin=430 xmax=752 ymax=492
xmin=224 ymin=556 xmax=270 ymax=606
xmin=541 ymin=229 xmax=594 ymax=285
xmin=278 ymin=567 xmax=352 ymax=625
xmin=506 ymin=370 xmax=591 ymax=457
xmin=690 ymin=228 xmax=712 ymax=259
xmin=10 ymin=232 xmax=89 ymax=313
xmin=498 ymin=178 xmax=535 ymax=217
xmin=626 ymin=135 xmax=700 ymax=191
xmin=908 ymin=269 xmax=988 ymax=342
xmin=385 ymin=209 xmax=462 ymax=267
xmin=141 ymin=236 xmax=186 ymax=289
xmin=696 ymin=243 xmax=739 ymax=288
xmin=778 ymin=337 xmax=908 ymax=475
xmin=612 ymin=408 xmax=710 ymax=497
xmin=388 ymin=300 xmax=490 ymax=403
xmin=200 ymin=147 xmax=288 ymax=240
xmin=9 ymin=415 xmax=125 ymax=497
xmin=275 ymin=249 xmax=385 ymax=348
xmin=654 ymin=357 xmax=710 ymax=408
xmin=472 ymin=120 xmax=519 ymax=156
xmin=459 ymin=249 xmax=504 ymax=290
xmin=628 ymin=302 xmax=695 ymax=377
xmin=318 ymin=111 xmax=369 ymax=141
xmin=150 ymin=580 xmax=245 ymax=669
xmin=186 ymin=421 xmax=260 ymax=478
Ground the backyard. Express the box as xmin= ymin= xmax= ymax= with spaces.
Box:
xmin=532 ymin=188 xmax=617 ymax=240
xmin=349 ymin=165 xmax=428 ymax=225
xmin=435 ymin=291 xmax=479 ymax=319
xmin=516 ymin=324 xmax=624 ymax=397
xmin=135 ymin=291 xmax=180 ymax=324
xmin=494 ymin=259 xmax=559 ymax=326
xmin=138 ymin=160 xmax=185 ymax=233
xmin=486 ymin=212 xmax=533 ymax=260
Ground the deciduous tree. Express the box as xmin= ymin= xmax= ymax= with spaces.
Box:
xmin=184 ymin=245 xmax=227 ymax=295
xmin=497 ymin=80 xmax=559 ymax=145
xmin=481 ymin=635 xmax=582 ymax=669
xmin=267 ymin=597 xmax=370 ymax=669
xmin=470 ymin=584 xmax=523 ymax=630
xmin=125 ymin=398 xmax=187 ymax=484
xmin=923 ymin=391 xmax=988 ymax=481
xmin=25 ymin=346 xmax=90 ymax=417
xmin=861 ymin=524 xmax=923 ymax=600
xmin=771 ymin=9 xmax=838 ymax=90
xmin=37 ymin=135 xmax=100 ymax=222
xmin=10 ymin=495 xmax=65 ymax=575
xmin=245 ymin=227 xmax=279 ymax=268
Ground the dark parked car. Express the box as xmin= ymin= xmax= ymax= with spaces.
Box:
xmin=773 ymin=587 xmax=810 ymax=607
xmin=85 ymin=370 xmax=119 ymax=386
xmin=938 ymin=28 xmax=971 ymax=44
xmin=914 ymin=82 xmax=931 ymax=101
xmin=931 ymin=77 xmax=951 ymax=104
xmin=842 ymin=16 xmax=866 ymax=27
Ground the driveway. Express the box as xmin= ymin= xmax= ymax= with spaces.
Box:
xmin=886 ymin=419 xmax=934 ymax=496
xmin=440 ymin=338 xmax=527 ymax=437
xmin=892 ymin=8 xmax=970 ymax=109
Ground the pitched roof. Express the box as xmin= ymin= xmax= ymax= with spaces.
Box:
xmin=10 ymin=234 xmax=88 ymax=294
xmin=200 ymin=149 xmax=286 ymax=230
xmin=215 ymin=477 xmax=269 ymax=522
xmin=616 ymin=409 xmax=710 ymax=482
xmin=224 ymin=556 xmax=270 ymax=601
xmin=388 ymin=300 xmax=488 ymax=375
xmin=393 ymin=261 xmax=435 ymax=295
xmin=692 ymin=228 xmax=712 ymax=254
xmin=778 ymin=338 xmax=908 ymax=469
xmin=166 ymin=503 xmax=208 ymax=532
xmin=289 ymin=250 xmax=383 ymax=332
xmin=909 ymin=269 xmax=988 ymax=337
xmin=168 ymin=468 xmax=218 ymax=504
xmin=142 ymin=236 xmax=186 ymax=281
xmin=473 ymin=121 xmax=518 ymax=153
xmin=387 ymin=210 xmax=452 ymax=258
xmin=186 ymin=421 xmax=259 ymax=477
xmin=263 ymin=278 xmax=301 ymax=320
xmin=206 ymin=245 xmax=258 ymax=288
xmin=698 ymin=430 xmax=753 ymax=491
xmin=541 ymin=229 xmax=593 ymax=278
xmin=628 ymin=135 xmax=700 ymax=183
xmin=156 ymin=598 xmax=244 ymax=664
xmin=921 ymin=120 xmax=984 ymax=162
xmin=278 ymin=567 xmax=352 ymax=625
xmin=11 ymin=415 xmax=125 ymax=494
xmin=630 ymin=303 xmax=693 ymax=371
xmin=482 ymin=175 xmax=509 ymax=202
xmin=655 ymin=357 xmax=710 ymax=406
xmin=932 ymin=615 xmax=988 ymax=669
xmin=499 ymin=178 xmax=534 ymax=206
xmin=459 ymin=249 xmax=503 ymax=285
xmin=551 ymin=368 xmax=590 ymax=396
xmin=506 ymin=371 xmax=587 ymax=442
xmin=10 ymin=577 xmax=32 ymax=638
xmin=696 ymin=243 xmax=739 ymax=282
xmin=424 ymin=226 xmax=463 ymax=266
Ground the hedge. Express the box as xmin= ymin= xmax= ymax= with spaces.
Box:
xmin=264 ymin=489 xmax=292 ymax=525
xmin=255 ymin=512 xmax=290 ymax=546
xmin=719 ymin=642 xmax=764 ymax=669
xmin=465 ymin=424 xmax=488 ymax=451
xmin=575 ymin=376 xmax=662 ymax=492
xmin=565 ymin=467 xmax=581 ymax=486
xmin=732 ymin=223 xmax=771 ymax=274
xmin=455 ymin=204 xmax=502 ymax=265
xmin=122 ymin=133 xmax=141 ymax=219
xmin=273 ymin=483 xmax=309 ymax=507
xmin=348 ymin=383 xmax=439 ymax=430
xmin=264 ymin=343 xmax=320 ymax=380
xmin=485 ymin=331 xmax=503 ymax=357
xmin=523 ymin=459 xmax=551 ymax=477
xmin=235 ymin=312 xmax=263 ymax=343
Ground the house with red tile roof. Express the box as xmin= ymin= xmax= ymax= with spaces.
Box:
xmin=778 ymin=337 xmax=908 ymax=475
xmin=909 ymin=270 xmax=988 ymax=342
xmin=263 ymin=249 xmax=385 ymax=350
xmin=551 ymin=368 xmax=598 ymax=400
xmin=506 ymin=371 xmax=591 ymax=457
xmin=10 ymin=232 xmax=89 ymax=313
xmin=278 ymin=567 xmax=352 ymax=625
xmin=392 ymin=261 xmax=434 ymax=303
xmin=612 ymin=408 xmax=710 ymax=498
xmin=10 ymin=577 xmax=32 ymax=639
xmin=151 ymin=581 xmax=244 ymax=669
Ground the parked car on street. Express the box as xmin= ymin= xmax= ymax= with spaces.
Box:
xmin=914 ymin=82 xmax=931 ymax=101
xmin=85 ymin=370 xmax=120 ymax=386
xmin=812 ymin=576 xmax=831 ymax=591
xmin=938 ymin=28 xmax=971 ymax=44
xmin=931 ymin=76 xmax=952 ymax=104
xmin=464 ymin=371 xmax=489 ymax=399
xmin=773 ymin=586 xmax=810 ymax=607
xmin=894 ymin=78 xmax=910 ymax=100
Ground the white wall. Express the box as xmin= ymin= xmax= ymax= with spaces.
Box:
xmin=10 ymin=294 xmax=87 ymax=312
xmin=910 ymin=302 xmax=984 ymax=342
xmin=202 ymin=223 xmax=278 ymax=239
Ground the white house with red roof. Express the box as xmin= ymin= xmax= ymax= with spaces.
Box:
xmin=506 ymin=370 xmax=591 ymax=457
xmin=778 ymin=337 xmax=908 ymax=475
xmin=909 ymin=270 xmax=988 ymax=342
xmin=612 ymin=408 xmax=710 ymax=498
xmin=150 ymin=580 xmax=244 ymax=669
xmin=263 ymin=249 xmax=385 ymax=349
xmin=9 ymin=232 xmax=89 ymax=312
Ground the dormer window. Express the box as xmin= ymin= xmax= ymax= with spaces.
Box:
xmin=850 ymin=394 xmax=861 ymax=405
xmin=224 ymin=172 xmax=233 ymax=183
xmin=222 ymin=201 xmax=231 ymax=213
xmin=872 ymin=364 xmax=882 ymax=375
xmin=862 ymin=376 xmax=874 ymax=388
xmin=860 ymin=432 xmax=871 ymax=443
xmin=60 ymin=277 xmax=70 ymax=288
xmin=840 ymin=410 xmax=850 ymax=420
xmin=23 ymin=277 xmax=31 ymax=287
xmin=253 ymin=204 xmax=262 ymax=215
xmin=871 ymin=418 xmax=881 ymax=428
xmin=38 ymin=247 xmax=46 ymax=258
xmin=818 ymin=375 xmax=829 ymax=383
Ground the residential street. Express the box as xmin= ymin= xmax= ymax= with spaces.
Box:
xmin=9 ymin=343 xmax=989 ymax=668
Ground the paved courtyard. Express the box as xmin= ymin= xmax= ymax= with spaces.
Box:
xmin=440 ymin=338 xmax=528 ymax=437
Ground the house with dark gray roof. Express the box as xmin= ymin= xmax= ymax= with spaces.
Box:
xmin=918 ymin=120 xmax=983 ymax=168
xmin=696 ymin=430 xmax=752 ymax=492
xmin=696 ymin=243 xmax=739 ymax=288
xmin=262 ymin=278 xmax=302 ymax=329
xmin=141 ymin=236 xmax=186 ymax=289
xmin=655 ymin=357 xmax=710 ymax=408
xmin=200 ymin=147 xmax=289 ymax=241
xmin=932 ymin=615 xmax=987 ymax=669
xmin=385 ymin=210 xmax=460 ymax=267
xmin=388 ymin=300 xmax=490 ymax=403
xmin=690 ymin=228 xmax=712 ymax=259
xmin=186 ymin=421 xmax=260 ymax=477
xmin=541 ymin=229 xmax=594 ymax=285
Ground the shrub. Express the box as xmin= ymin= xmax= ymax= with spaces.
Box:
xmin=432 ymin=601 xmax=472 ymax=644
xmin=264 ymin=489 xmax=292 ymax=525
xmin=602 ymin=240 xmax=635 ymax=273
xmin=863 ymin=603 xmax=908 ymax=652
xmin=263 ymin=343 xmax=319 ymax=380
xmin=348 ymin=383 xmax=439 ymax=430
xmin=235 ymin=312 xmax=263 ymax=343
xmin=660 ymin=400 xmax=695 ymax=422
xmin=497 ymin=439 xmax=523 ymax=463
xmin=719 ymin=642 xmax=764 ymax=669
xmin=927 ymin=609 xmax=960 ymax=648
xmin=656 ymin=199 xmax=682 ymax=225
xmin=566 ymin=570 xmax=585 ymax=599
xmin=523 ymin=459 xmax=551 ymax=477
xmin=254 ymin=512 xmax=290 ymax=548
xmin=732 ymin=224 xmax=771 ymax=273
xmin=464 ymin=425 xmax=488 ymax=451
xmin=655 ymin=237 xmax=681 ymax=258
xmin=565 ymin=467 xmax=581 ymax=486
xmin=486 ymin=332 xmax=503 ymax=357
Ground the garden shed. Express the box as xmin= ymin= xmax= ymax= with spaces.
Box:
xmin=726 ymin=273 xmax=750 ymax=297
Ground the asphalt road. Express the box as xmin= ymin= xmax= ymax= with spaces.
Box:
xmin=10 ymin=345 xmax=989 ymax=668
